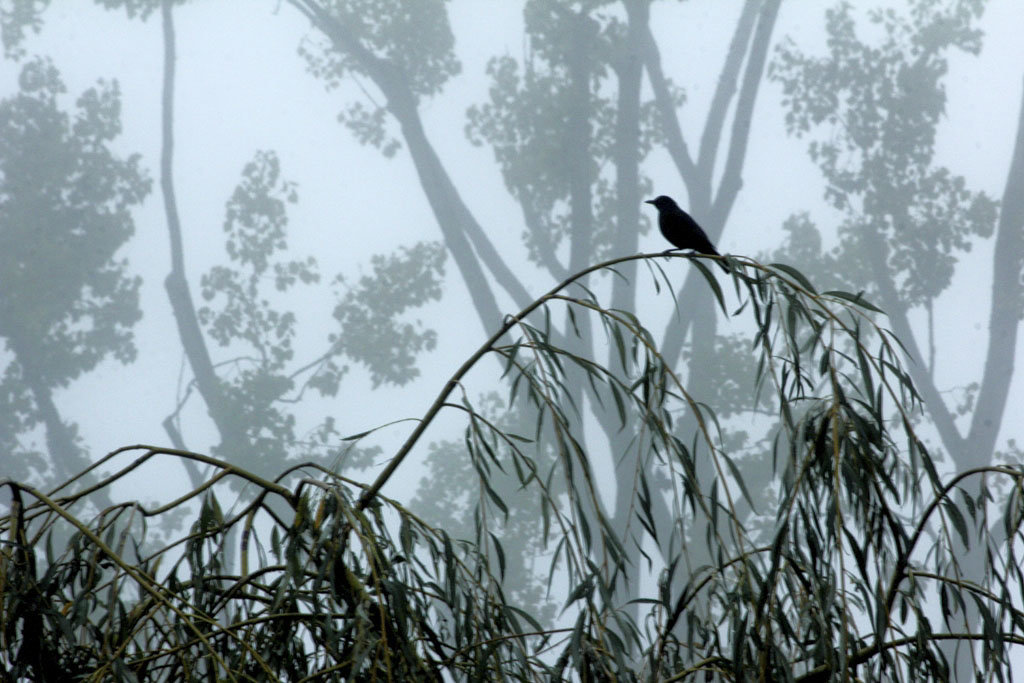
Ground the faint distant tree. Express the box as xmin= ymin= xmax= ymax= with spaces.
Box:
xmin=55 ymin=0 xmax=451 ymax=491
xmin=185 ymin=147 xmax=446 ymax=478
xmin=772 ymin=0 xmax=1019 ymax=469
xmin=0 ymin=0 xmax=451 ymax=506
xmin=770 ymin=0 xmax=1024 ymax=675
xmin=157 ymin=1 xmax=446 ymax=482
xmin=0 ymin=0 xmax=49 ymax=59
xmin=0 ymin=57 xmax=150 ymax=488
xmin=188 ymin=150 xmax=320 ymax=474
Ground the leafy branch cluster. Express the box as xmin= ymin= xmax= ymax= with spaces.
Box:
xmin=4 ymin=257 xmax=1024 ymax=680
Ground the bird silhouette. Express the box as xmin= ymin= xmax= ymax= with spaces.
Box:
xmin=644 ymin=195 xmax=729 ymax=273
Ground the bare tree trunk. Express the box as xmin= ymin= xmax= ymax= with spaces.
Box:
xmin=289 ymin=0 xmax=533 ymax=334
xmin=159 ymin=0 xmax=247 ymax=465
xmin=7 ymin=335 xmax=112 ymax=507
xmin=945 ymin=72 xmax=1024 ymax=681
xmin=964 ymin=75 xmax=1024 ymax=467
xmin=646 ymin=0 xmax=782 ymax=557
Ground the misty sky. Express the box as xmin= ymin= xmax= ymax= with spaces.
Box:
xmin=3 ymin=0 xmax=1023 ymax=503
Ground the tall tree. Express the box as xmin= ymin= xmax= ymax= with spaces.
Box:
xmin=39 ymin=0 xmax=454 ymax=491
xmin=0 ymin=57 xmax=150 ymax=489
xmin=0 ymin=0 xmax=454 ymax=521
xmin=771 ymin=0 xmax=1023 ymax=674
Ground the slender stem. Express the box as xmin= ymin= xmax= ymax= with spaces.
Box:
xmin=356 ymin=252 xmax=693 ymax=509
xmin=160 ymin=0 xmax=238 ymax=451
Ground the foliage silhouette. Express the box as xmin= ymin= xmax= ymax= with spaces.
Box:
xmin=5 ymin=256 xmax=1024 ymax=680
xmin=770 ymin=2 xmax=1024 ymax=675
xmin=0 ymin=57 xmax=150 ymax=489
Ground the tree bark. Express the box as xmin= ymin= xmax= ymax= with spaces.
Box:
xmin=289 ymin=0 xmax=533 ymax=333
xmin=964 ymin=74 xmax=1024 ymax=465
xmin=160 ymin=0 xmax=245 ymax=457
xmin=6 ymin=335 xmax=114 ymax=508
xmin=652 ymin=0 xmax=781 ymax=368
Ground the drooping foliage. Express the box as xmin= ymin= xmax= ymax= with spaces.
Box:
xmin=4 ymin=257 xmax=1024 ymax=680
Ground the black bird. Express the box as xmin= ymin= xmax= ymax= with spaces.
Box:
xmin=644 ymin=195 xmax=729 ymax=273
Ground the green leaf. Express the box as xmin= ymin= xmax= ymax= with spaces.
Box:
xmin=722 ymin=452 xmax=757 ymax=512
xmin=771 ymin=262 xmax=817 ymax=293
xmin=823 ymin=289 xmax=884 ymax=313
xmin=692 ymin=259 xmax=728 ymax=315
xmin=489 ymin=531 xmax=506 ymax=579
xmin=563 ymin=577 xmax=594 ymax=610
xmin=943 ymin=499 xmax=970 ymax=549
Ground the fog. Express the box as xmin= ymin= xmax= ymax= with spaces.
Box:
xmin=2 ymin=0 xmax=1024 ymax=677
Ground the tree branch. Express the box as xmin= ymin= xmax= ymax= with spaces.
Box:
xmin=291 ymin=0 xmax=533 ymax=333
xmin=640 ymin=16 xmax=697 ymax=187
xmin=710 ymin=0 xmax=782 ymax=229
xmin=566 ymin=11 xmax=596 ymax=277
xmin=696 ymin=0 xmax=761 ymax=198
xmin=357 ymin=252 xmax=670 ymax=509
xmin=963 ymin=74 xmax=1024 ymax=465
xmin=159 ymin=0 xmax=241 ymax=450
xmin=862 ymin=224 xmax=966 ymax=456
xmin=609 ymin=0 xmax=647 ymax=320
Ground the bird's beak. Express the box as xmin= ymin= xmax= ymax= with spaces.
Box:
xmin=643 ymin=199 xmax=655 ymax=205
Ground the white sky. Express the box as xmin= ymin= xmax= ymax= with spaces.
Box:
xmin=3 ymin=0 xmax=1023 ymax=503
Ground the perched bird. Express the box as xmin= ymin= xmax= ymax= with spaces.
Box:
xmin=644 ymin=195 xmax=729 ymax=273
